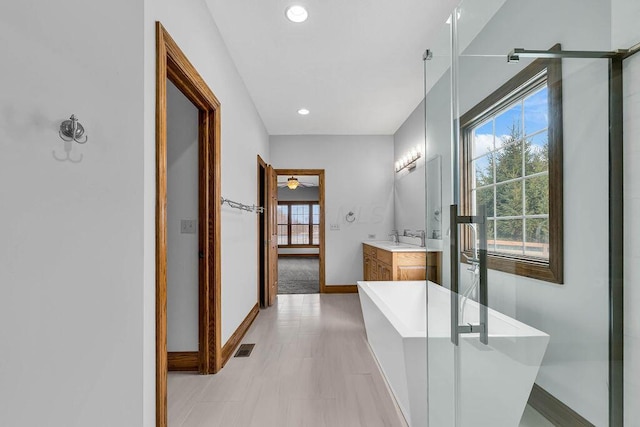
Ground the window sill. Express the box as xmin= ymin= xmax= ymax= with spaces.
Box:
xmin=462 ymin=251 xmax=563 ymax=284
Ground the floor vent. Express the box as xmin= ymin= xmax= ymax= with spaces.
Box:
xmin=234 ymin=343 xmax=255 ymax=358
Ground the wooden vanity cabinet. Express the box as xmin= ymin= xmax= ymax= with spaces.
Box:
xmin=363 ymin=243 xmax=441 ymax=284
xmin=363 ymin=244 xmax=376 ymax=280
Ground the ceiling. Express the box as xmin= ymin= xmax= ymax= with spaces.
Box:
xmin=205 ymin=0 xmax=459 ymax=135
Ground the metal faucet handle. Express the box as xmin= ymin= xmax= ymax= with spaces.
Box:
xmin=403 ymin=229 xmax=411 ymax=236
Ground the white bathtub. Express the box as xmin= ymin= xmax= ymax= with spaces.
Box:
xmin=357 ymin=281 xmax=549 ymax=427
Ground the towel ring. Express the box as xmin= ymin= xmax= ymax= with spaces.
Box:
xmin=345 ymin=211 xmax=356 ymax=223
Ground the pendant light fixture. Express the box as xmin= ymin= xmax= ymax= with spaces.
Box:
xmin=287 ymin=176 xmax=300 ymax=190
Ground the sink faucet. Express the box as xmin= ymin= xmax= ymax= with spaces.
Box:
xmin=389 ymin=229 xmax=399 ymax=244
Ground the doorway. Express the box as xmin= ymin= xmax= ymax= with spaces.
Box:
xmin=165 ymin=80 xmax=199 ymax=371
xmin=156 ymin=23 xmax=222 ymax=427
xmin=275 ymin=169 xmax=326 ymax=294
xmin=257 ymin=156 xmax=268 ymax=307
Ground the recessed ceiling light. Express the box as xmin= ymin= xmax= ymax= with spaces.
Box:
xmin=297 ymin=108 xmax=310 ymax=115
xmin=286 ymin=5 xmax=308 ymax=23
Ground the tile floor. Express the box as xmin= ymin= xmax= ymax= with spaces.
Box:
xmin=168 ymin=293 xmax=552 ymax=427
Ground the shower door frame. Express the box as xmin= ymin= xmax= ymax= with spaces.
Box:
xmin=443 ymin=39 xmax=640 ymax=425
xmin=505 ymin=45 xmax=640 ymax=426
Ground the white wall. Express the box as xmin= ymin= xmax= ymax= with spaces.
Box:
xmin=412 ymin=0 xmax=613 ymax=424
xmin=393 ymin=100 xmax=444 ymax=242
xmin=622 ymin=53 xmax=640 ymax=427
xmin=270 ymin=135 xmax=395 ymax=285
xmin=400 ymin=68 xmax=453 ymax=283
xmin=394 ymin=100 xmax=426 ymax=232
xmin=145 ymin=0 xmax=270 ymax=366
xmin=166 ymin=81 xmax=199 ymax=351
xmin=0 ymin=0 xmax=145 ymax=425
xmin=612 ymin=0 xmax=640 ymax=423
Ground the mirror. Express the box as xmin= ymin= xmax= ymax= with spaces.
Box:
xmin=426 ymin=155 xmax=442 ymax=240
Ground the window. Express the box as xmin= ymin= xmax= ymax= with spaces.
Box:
xmin=277 ymin=202 xmax=320 ymax=247
xmin=277 ymin=204 xmax=289 ymax=245
xmin=460 ymin=46 xmax=563 ymax=283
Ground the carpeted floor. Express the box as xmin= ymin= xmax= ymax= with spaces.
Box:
xmin=278 ymin=257 xmax=319 ymax=294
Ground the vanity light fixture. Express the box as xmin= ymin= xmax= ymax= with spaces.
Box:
xmin=297 ymin=108 xmax=310 ymax=115
xmin=287 ymin=176 xmax=300 ymax=190
xmin=395 ymin=144 xmax=423 ymax=173
xmin=285 ymin=5 xmax=308 ymax=23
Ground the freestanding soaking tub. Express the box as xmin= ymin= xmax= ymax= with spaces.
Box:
xmin=357 ymin=281 xmax=549 ymax=427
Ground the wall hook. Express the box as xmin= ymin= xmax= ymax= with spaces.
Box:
xmin=59 ymin=114 xmax=88 ymax=144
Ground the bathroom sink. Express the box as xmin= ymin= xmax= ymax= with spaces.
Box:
xmin=364 ymin=240 xmax=443 ymax=252
xmin=364 ymin=241 xmax=427 ymax=252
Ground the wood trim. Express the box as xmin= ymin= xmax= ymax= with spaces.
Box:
xmin=323 ymin=285 xmax=358 ymax=294
xmin=274 ymin=169 xmax=326 ymax=294
xmin=279 ymin=244 xmax=320 ymax=249
xmin=167 ymin=352 xmax=198 ymax=371
xmin=546 ymin=44 xmax=564 ymax=284
xmin=221 ymin=303 xmax=260 ymax=366
xmin=459 ymin=43 xmax=564 ymax=284
xmin=277 ymin=200 xmax=320 ymax=246
xmin=156 ymin=22 xmax=222 ymax=427
xmin=528 ymin=383 xmax=594 ymax=426
xmin=155 ymin=23 xmax=168 ymax=427
xmin=275 ymin=168 xmax=325 ymax=176
xmin=318 ymin=172 xmax=326 ymax=293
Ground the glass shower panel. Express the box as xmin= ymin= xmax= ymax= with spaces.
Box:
xmin=423 ymin=13 xmax=454 ymax=427
xmin=425 ymin=0 xmax=617 ymax=426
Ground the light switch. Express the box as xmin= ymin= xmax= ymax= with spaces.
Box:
xmin=181 ymin=219 xmax=197 ymax=234
xmin=330 ymin=224 xmax=340 ymax=231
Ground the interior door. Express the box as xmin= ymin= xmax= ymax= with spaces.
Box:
xmin=266 ymin=165 xmax=278 ymax=306
xmin=257 ymin=156 xmax=268 ymax=308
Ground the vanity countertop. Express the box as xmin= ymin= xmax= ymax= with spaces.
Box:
xmin=363 ymin=240 xmax=443 ymax=253
xmin=363 ymin=241 xmax=423 ymax=252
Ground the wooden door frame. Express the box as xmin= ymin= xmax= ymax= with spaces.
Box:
xmin=257 ymin=155 xmax=268 ymax=307
xmin=156 ymin=22 xmax=222 ymax=427
xmin=274 ymin=169 xmax=326 ymax=292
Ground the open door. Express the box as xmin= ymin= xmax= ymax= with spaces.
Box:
xmin=266 ymin=165 xmax=278 ymax=306
xmin=257 ymin=156 xmax=268 ymax=308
